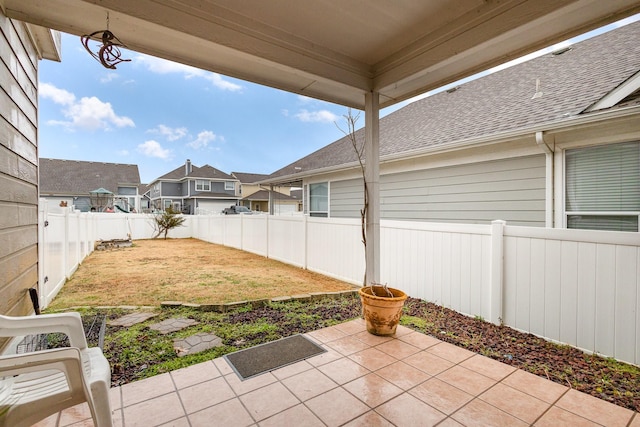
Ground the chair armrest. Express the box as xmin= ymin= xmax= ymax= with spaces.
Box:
xmin=0 ymin=347 xmax=83 ymax=375
xmin=0 ymin=313 xmax=88 ymax=350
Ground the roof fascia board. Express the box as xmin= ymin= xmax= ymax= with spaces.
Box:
xmin=23 ymin=23 xmax=61 ymax=61
xmin=584 ymin=70 xmax=640 ymax=112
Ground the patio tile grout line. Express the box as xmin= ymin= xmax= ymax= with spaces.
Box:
xmin=169 ymin=366 xmax=193 ymax=427
xmin=219 ymin=359 xmax=276 ymax=425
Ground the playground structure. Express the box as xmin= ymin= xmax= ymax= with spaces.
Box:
xmin=89 ymin=188 xmax=136 ymax=213
xmin=89 ymin=188 xmax=113 ymax=212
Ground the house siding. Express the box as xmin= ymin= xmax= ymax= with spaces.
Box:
xmin=162 ymin=182 xmax=182 ymax=197
xmin=330 ymin=155 xmax=546 ymax=226
xmin=0 ymin=12 xmax=40 ymax=318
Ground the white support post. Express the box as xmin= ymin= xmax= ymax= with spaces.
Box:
xmin=365 ymin=91 xmax=380 ymax=285
xmin=490 ymin=220 xmax=506 ymax=325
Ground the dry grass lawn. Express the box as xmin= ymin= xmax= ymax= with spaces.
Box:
xmin=48 ymin=238 xmax=357 ymax=309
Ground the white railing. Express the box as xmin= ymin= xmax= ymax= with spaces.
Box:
xmin=39 ymin=200 xmax=640 ymax=365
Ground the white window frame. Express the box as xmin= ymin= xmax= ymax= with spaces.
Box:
xmin=225 ymin=181 xmax=235 ymax=191
xmin=563 ymin=141 xmax=640 ymax=232
xmin=195 ymin=179 xmax=211 ymax=192
xmin=308 ymin=181 xmax=329 ymax=217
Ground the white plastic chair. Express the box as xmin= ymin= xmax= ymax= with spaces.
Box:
xmin=0 ymin=312 xmax=113 ymax=427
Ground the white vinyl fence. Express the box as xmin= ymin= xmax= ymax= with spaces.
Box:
xmin=39 ymin=201 xmax=640 ymax=365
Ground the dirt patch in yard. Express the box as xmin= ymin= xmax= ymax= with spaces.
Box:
xmin=48 ymin=238 xmax=357 ymax=309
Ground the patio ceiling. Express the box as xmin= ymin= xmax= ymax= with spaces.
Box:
xmin=4 ymin=0 xmax=640 ymax=109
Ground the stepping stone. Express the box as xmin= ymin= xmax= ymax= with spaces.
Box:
xmin=173 ymin=333 xmax=223 ymax=357
xmin=109 ymin=312 xmax=158 ymax=327
xmin=149 ymin=318 xmax=199 ymax=335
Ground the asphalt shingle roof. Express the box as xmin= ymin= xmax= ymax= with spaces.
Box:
xmin=242 ymin=189 xmax=296 ymax=202
xmin=39 ymin=158 xmax=141 ymax=195
xmin=156 ymin=162 xmax=235 ymax=181
xmin=268 ymin=21 xmax=640 ymax=181
xmin=232 ymin=172 xmax=269 ymax=184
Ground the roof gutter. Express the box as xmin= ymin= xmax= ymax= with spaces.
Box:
xmin=263 ymin=104 xmax=640 ymax=185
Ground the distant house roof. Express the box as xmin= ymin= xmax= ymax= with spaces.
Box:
xmin=267 ymin=21 xmax=640 ymax=182
xmin=139 ymin=184 xmax=151 ymax=197
xmin=241 ymin=189 xmax=296 ymax=202
xmin=154 ymin=160 xmax=235 ymax=182
xmin=232 ymin=172 xmax=269 ymax=184
xmin=39 ymin=158 xmax=141 ymax=195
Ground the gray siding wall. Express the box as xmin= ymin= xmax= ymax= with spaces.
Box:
xmin=189 ymin=180 xmax=236 ymax=196
xmin=329 ymin=155 xmax=546 ymax=226
xmin=331 ymin=180 xmax=364 ymax=218
xmin=0 ymin=13 xmax=40 ymax=318
xmin=162 ymin=182 xmax=182 ymax=197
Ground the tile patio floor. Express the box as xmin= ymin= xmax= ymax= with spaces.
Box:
xmin=34 ymin=319 xmax=639 ymax=427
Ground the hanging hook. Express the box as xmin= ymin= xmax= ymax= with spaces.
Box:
xmin=81 ymin=12 xmax=131 ymax=69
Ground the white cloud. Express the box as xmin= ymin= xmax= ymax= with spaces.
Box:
xmin=135 ymin=54 xmax=242 ymax=91
xmin=148 ymin=125 xmax=188 ymax=141
xmin=117 ymin=149 xmax=130 ymax=156
xmin=66 ymin=97 xmax=135 ymax=130
xmin=100 ymin=73 xmax=119 ymax=84
xmin=187 ymin=130 xmax=218 ymax=149
xmin=137 ymin=140 xmax=172 ymax=159
xmin=294 ymin=109 xmax=339 ymax=123
xmin=40 ymin=83 xmax=134 ymax=131
xmin=203 ymin=73 xmax=243 ymax=91
xmin=40 ymin=82 xmax=76 ymax=105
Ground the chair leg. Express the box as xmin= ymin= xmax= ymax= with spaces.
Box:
xmin=90 ymin=383 xmax=114 ymax=427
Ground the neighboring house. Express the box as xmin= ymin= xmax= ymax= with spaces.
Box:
xmin=265 ymin=22 xmax=640 ymax=232
xmin=232 ymin=172 xmax=299 ymax=214
xmin=138 ymin=184 xmax=152 ymax=212
xmin=39 ymin=158 xmax=142 ymax=212
xmin=148 ymin=159 xmax=240 ymax=214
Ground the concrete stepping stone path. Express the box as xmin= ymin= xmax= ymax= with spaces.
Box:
xmin=174 ymin=333 xmax=223 ymax=357
xmin=109 ymin=312 xmax=158 ymax=327
xmin=149 ymin=318 xmax=199 ymax=334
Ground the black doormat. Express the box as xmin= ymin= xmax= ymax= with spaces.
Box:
xmin=224 ymin=334 xmax=326 ymax=380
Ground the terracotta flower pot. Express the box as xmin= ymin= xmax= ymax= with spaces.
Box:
xmin=359 ymin=286 xmax=407 ymax=336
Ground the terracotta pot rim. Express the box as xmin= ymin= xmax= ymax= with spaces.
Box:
xmin=359 ymin=286 xmax=407 ymax=301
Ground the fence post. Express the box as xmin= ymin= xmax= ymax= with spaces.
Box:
xmin=64 ymin=207 xmax=70 ymax=279
xmin=490 ymin=220 xmax=506 ymax=325
xmin=74 ymin=210 xmax=81 ymax=268
xmin=265 ymin=215 xmax=270 ymax=259
xmin=37 ymin=198 xmax=47 ymax=310
xmin=304 ymin=215 xmax=308 ymax=270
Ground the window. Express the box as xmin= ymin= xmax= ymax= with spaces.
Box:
xmin=565 ymin=141 xmax=639 ymax=231
xmin=225 ymin=181 xmax=235 ymax=191
xmin=309 ymin=182 xmax=329 ymax=217
xmin=195 ymin=180 xmax=211 ymax=192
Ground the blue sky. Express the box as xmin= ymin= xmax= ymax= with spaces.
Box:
xmin=38 ymin=14 xmax=639 ymax=184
